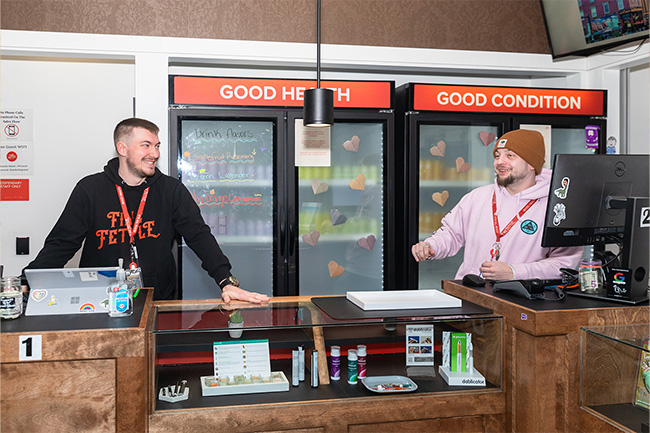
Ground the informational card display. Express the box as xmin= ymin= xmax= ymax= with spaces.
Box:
xmin=406 ymin=324 xmax=434 ymax=366
xmin=295 ymin=119 xmax=331 ymax=167
xmin=213 ymin=339 xmax=271 ymax=379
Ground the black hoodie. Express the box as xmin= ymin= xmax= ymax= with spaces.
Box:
xmin=24 ymin=157 xmax=232 ymax=300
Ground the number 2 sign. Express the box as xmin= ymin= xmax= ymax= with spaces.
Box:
xmin=641 ymin=207 xmax=649 ymax=228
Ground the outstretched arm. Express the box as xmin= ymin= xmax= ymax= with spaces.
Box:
xmin=221 ymin=284 xmax=270 ymax=304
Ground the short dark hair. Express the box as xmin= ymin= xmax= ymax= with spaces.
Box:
xmin=113 ymin=118 xmax=160 ymax=147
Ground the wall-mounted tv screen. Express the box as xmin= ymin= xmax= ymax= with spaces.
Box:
xmin=540 ymin=0 xmax=649 ymax=58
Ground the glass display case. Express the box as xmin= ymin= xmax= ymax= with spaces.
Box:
xmin=149 ymin=297 xmax=503 ymax=431
xmin=581 ymin=324 xmax=650 ymax=432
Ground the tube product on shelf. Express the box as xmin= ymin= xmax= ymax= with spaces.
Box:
xmin=357 ymin=345 xmax=367 ymax=379
xmin=330 ymin=345 xmax=341 ymax=380
xmin=292 ymin=350 xmax=299 ymax=386
xmin=347 ymin=349 xmax=358 ymax=384
xmin=311 ymin=351 xmax=319 ymax=388
xmin=298 ymin=346 xmax=305 ymax=381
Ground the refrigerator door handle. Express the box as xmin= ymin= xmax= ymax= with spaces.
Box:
xmin=288 ymin=204 xmax=296 ymax=257
xmin=279 ymin=206 xmax=286 ymax=256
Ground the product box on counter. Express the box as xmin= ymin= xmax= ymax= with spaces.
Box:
xmin=201 ymin=372 xmax=290 ymax=396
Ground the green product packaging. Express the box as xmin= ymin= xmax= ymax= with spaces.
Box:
xmin=451 ymin=332 xmax=467 ymax=372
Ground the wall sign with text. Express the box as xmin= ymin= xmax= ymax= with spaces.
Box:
xmin=412 ymin=84 xmax=606 ymax=116
xmin=171 ymin=76 xmax=394 ymax=109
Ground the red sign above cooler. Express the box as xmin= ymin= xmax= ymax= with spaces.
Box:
xmin=171 ymin=76 xmax=394 ymax=109
xmin=412 ymin=84 xmax=606 ymax=116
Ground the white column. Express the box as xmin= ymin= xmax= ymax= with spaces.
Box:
xmin=134 ymin=53 xmax=170 ymax=173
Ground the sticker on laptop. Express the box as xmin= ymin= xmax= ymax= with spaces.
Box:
xmin=553 ymin=203 xmax=567 ymax=226
xmin=554 ymin=177 xmax=570 ymax=199
xmin=79 ymin=271 xmax=99 ymax=282
xmin=79 ymin=304 xmax=96 ymax=312
xmin=31 ymin=289 xmax=47 ymax=302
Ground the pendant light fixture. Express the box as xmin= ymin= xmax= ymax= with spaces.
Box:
xmin=303 ymin=0 xmax=334 ymax=127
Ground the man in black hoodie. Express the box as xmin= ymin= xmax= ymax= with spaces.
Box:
xmin=23 ymin=118 xmax=269 ymax=303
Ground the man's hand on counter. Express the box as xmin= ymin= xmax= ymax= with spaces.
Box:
xmin=221 ymin=284 xmax=270 ymax=304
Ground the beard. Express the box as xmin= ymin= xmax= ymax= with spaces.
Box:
xmin=126 ymin=157 xmax=156 ymax=179
xmin=496 ymin=173 xmax=515 ymax=187
xmin=495 ymin=167 xmax=527 ymax=188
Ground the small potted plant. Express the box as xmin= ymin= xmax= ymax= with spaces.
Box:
xmin=228 ymin=310 xmax=244 ymax=338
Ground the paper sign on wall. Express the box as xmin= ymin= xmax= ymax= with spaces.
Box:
xmin=1 ymin=109 xmax=34 ymax=176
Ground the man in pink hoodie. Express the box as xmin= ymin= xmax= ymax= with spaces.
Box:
xmin=411 ymin=129 xmax=582 ymax=281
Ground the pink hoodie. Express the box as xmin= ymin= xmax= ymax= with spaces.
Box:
xmin=424 ymin=168 xmax=582 ymax=280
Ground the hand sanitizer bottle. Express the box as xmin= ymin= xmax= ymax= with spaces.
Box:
xmin=107 ymin=258 xmax=132 ymax=317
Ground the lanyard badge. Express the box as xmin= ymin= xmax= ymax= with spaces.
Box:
xmin=115 ymin=184 xmax=149 ymax=291
xmin=491 ymin=192 xmax=537 ymax=261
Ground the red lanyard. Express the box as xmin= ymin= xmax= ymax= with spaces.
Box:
xmin=491 ymin=192 xmax=537 ymax=242
xmin=115 ymin=185 xmax=150 ymax=245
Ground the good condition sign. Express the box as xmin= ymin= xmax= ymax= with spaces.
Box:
xmin=413 ymin=84 xmax=606 ymax=116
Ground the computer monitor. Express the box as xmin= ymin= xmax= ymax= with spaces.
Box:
xmin=542 ymin=154 xmax=649 ymax=303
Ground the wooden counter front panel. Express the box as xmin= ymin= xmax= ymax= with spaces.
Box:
xmin=581 ymin=332 xmax=641 ymax=406
xmin=1 ymin=359 xmax=116 ymax=432
xmin=442 ymin=280 xmax=649 ymax=433
xmin=149 ymin=391 xmax=505 ymax=432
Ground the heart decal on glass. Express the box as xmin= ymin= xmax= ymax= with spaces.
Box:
xmin=456 ymin=157 xmax=471 ymax=173
xmin=430 ymin=140 xmax=446 ymax=157
xmin=349 ymin=173 xmax=366 ymax=190
xmin=311 ymin=179 xmax=329 ymax=195
xmin=302 ymin=230 xmax=320 ymax=247
xmin=358 ymin=235 xmax=376 ymax=251
xmin=432 ymin=190 xmax=449 ymax=206
xmin=31 ymin=289 xmax=47 ymax=302
xmin=479 ymin=131 xmax=496 ymax=146
xmin=343 ymin=135 xmax=360 ymax=152
xmin=328 ymin=260 xmax=345 ymax=278
xmin=330 ymin=209 xmax=348 ymax=226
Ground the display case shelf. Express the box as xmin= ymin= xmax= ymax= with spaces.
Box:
xmin=580 ymin=324 xmax=650 ymax=433
xmin=149 ymin=297 xmax=505 ymax=432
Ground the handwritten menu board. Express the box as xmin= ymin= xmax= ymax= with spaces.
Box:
xmin=179 ymin=119 xmax=274 ymax=238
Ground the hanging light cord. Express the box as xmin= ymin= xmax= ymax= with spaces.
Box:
xmin=316 ymin=0 xmax=322 ymax=89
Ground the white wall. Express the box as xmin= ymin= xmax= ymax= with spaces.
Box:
xmin=0 ymin=30 xmax=647 ymax=277
xmin=0 ymin=57 xmax=134 ymax=276
xmin=627 ymin=63 xmax=650 ymax=154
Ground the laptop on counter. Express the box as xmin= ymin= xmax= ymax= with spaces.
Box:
xmin=24 ymin=267 xmax=119 ymax=316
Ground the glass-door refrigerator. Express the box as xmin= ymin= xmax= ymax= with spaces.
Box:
xmin=396 ymin=83 xmax=607 ymax=290
xmin=288 ymin=110 xmax=394 ymax=296
xmin=170 ymin=108 xmax=284 ymax=299
xmin=170 ymin=76 xmax=395 ymax=298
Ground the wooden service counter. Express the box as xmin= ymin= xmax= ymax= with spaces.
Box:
xmin=0 ymin=289 xmax=154 ymax=433
xmin=148 ymin=295 xmax=506 ymax=432
xmin=442 ymin=280 xmax=649 ymax=433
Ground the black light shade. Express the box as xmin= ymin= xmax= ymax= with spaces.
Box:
xmin=303 ymin=87 xmax=334 ymax=127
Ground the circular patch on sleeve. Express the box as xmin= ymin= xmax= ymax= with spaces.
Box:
xmin=520 ymin=219 xmax=538 ymax=235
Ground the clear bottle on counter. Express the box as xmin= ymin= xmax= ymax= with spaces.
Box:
xmin=107 ymin=260 xmax=132 ymax=317
xmin=1 ymin=276 xmax=23 ymax=320
xmin=579 ymin=258 xmax=603 ymax=294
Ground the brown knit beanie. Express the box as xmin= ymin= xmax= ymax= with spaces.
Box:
xmin=493 ymin=129 xmax=545 ymax=175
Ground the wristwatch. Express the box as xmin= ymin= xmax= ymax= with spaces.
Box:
xmin=219 ymin=275 xmax=239 ymax=290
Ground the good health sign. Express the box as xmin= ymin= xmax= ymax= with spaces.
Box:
xmin=413 ymin=84 xmax=606 ymax=116
xmin=172 ymin=76 xmax=393 ymax=109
